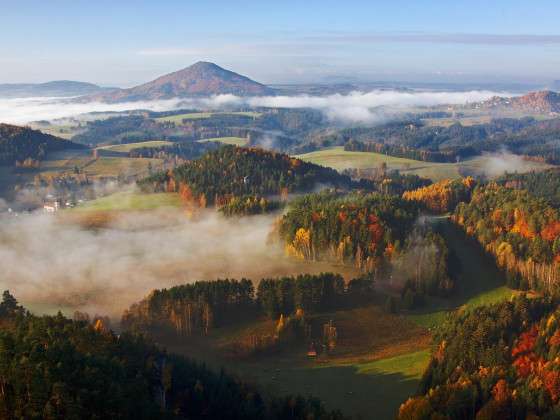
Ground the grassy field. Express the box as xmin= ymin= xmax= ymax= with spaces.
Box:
xmin=0 ymin=152 xmax=163 ymax=200
xmin=160 ymin=302 xmax=430 ymax=420
xmin=97 ymin=140 xmax=172 ymax=153
xmin=421 ymin=108 xmax=553 ymax=128
xmin=29 ymin=122 xmax=85 ymax=139
xmin=197 ymin=136 xmax=248 ymax=146
xmin=37 ymin=150 xmax=163 ymax=179
xmin=406 ymin=218 xmax=519 ymax=329
xmin=71 ymin=192 xmax=182 ymax=212
xmin=422 ymin=116 xmax=493 ymax=127
xmin=295 ymin=146 xmax=553 ymax=181
xmin=155 ymin=111 xmax=261 ymax=124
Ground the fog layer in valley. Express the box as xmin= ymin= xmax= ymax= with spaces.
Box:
xmin=0 ymin=89 xmax=509 ymax=125
xmin=479 ymin=149 xmax=550 ymax=177
xmin=0 ymin=210 xmax=346 ymax=318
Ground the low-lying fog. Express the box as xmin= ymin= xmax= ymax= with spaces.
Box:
xmin=0 ymin=89 xmax=509 ymax=125
xmin=0 ymin=210 xmax=349 ymax=319
xmin=479 ymin=150 xmax=549 ymax=177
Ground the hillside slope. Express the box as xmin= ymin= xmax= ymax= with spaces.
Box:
xmin=479 ymin=90 xmax=560 ymax=113
xmin=0 ymin=123 xmax=85 ymax=165
xmin=0 ymin=80 xmax=109 ymax=98
xmin=90 ymin=61 xmax=274 ymax=102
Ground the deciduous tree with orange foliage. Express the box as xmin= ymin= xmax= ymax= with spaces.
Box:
xmin=402 ymin=177 xmax=476 ymax=213
xmin=279 ymin=191 xmax=420 ymax=272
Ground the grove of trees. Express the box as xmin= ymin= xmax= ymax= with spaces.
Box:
xmin=138 ymin=146 xmax=354 ymax=206
xmin=278 ymin=192 xmax=453 ymax=297
xmin=121 ymin=273 xmax=374 ymax=337
xmin=403 ymin=177 xmax=476 ymax=213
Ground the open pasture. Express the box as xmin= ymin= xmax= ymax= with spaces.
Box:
xmin=295 ymin=146 xmax=553 ymax=181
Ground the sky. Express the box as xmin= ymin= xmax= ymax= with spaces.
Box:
xmin=1 ymin=0 xmax=560 ymax=86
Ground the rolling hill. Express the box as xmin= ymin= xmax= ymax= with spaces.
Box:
xmin=0 ymin=123 xmax=85 ymax=165
xmin=477 ymin=90 xmax=560 ymax=114
xmin=88 ymin=61 xmax=274 ymax=102
xmin=0 ymin=80 xmax=110 ymax=98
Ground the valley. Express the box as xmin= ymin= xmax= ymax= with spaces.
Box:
xmin=1 ymin=54 xmax=560 ymax=419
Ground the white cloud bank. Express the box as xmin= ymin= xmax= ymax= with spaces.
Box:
xmin=0 ymin=89 xmax=509 ymax=126
xmin=0 ymin=96 xmax=185 ymax=125
xmin=0 ymin=211 xmax=339 ymax=318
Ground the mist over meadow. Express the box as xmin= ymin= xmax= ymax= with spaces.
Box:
xmin=0 ymin=210 xmax=341 ymax=318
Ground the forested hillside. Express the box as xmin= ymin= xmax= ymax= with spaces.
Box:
xmin=0 ymin=123 xmax=84 ymax=166
xmin=0 ymin=291 xmax=344 ymax=420
xmin=317 ymin=118 xmax=560 ymax=164
xmin=278 ymin=192 xmax=452 ymax=298
xmin=498 ymin=169 xmax=560 ymax=208
xmin=453 ymin=183 xmax=560 ymax=291
xmin=138 ymin=146 xmax=354 ymax=206
xmin=399 ymin=295 xmax=560 ymax=419
xmin=279 ymin=192 xmax=419 ymax=268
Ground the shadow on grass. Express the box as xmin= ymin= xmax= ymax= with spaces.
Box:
xmin=408 ymin=217 xmax=512 ymax=328
xmin=161 ymin=332 xmax=425 ymax=420
xmin=238 ymin=362 xmax=420 ymax=420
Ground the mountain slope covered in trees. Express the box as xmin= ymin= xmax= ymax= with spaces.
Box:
xmin=0 ymin=123 xmax=84 ymax=166
xmin=278 ymin=192 xmax=453 ymax=298
xmin=399 ymin=295 xmax=560 ymax=419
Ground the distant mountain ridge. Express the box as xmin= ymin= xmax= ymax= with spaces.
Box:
xmin=478 ymin=90 xmax=560 ymax=114
xmin=88 ymin=61 xmax=274 ymax=103
xmin=0 ymin=81 xmax=111 ymax=98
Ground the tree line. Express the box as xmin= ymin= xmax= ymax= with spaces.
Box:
xmin=128 ymin=140 xmax=218 ymax=161
xmin=344 ymin=139 xmax=458 ymax=162
xmin=122 ymin=273 xmax=374 ymax=337
xmin=218 ymin=195 xmax=282 ymax=217
xmin=0 ymin=291 xmax=345 ymax=420
xmin=341 ymin=168 xmax=432 ymax=196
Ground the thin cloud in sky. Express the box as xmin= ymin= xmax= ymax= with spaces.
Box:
xmin=138 ymin=32 xmax=560 ymax=58
xmin=302 ymin=32 xmax=560 ymax=46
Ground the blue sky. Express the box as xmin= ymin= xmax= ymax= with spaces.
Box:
xmin=1 ymin=0 xmax=560 ymax=86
